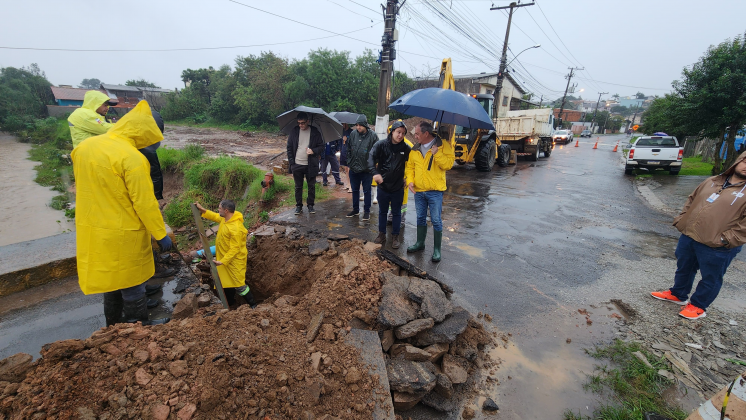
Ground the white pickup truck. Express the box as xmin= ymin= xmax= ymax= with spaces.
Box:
xmin=625 ymin=135 xmax=683 ymax=175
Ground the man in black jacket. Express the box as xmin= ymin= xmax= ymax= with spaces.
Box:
xmin=368 ymin=120 xmax=411 ymax=248
xmin=346 ymin=114 xmax=379 ymax=220
xmin=286 ymin=112 xmax=325 ymax=214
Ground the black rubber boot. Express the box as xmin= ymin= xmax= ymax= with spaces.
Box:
xmin=123 ymin=297 xmax=170 ymax=325
xmin=242 ymin=291 xmax=258 ymax=309
xmin=152 ymin=263 xmax=178 ymax=279
xmin=432 ymin=230 xmax=443 ymax=262
xmin=103 ymin=292 xmax=123 ymax=327
xmin=407 ymin=225 xmax=428 ymax=253
xmin=145 ymin=284 xmax=163 ymax=296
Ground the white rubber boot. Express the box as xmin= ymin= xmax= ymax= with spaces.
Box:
xmin=372 ymin=186 xmax=378 ymax=204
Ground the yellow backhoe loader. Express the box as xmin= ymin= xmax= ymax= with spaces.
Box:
xmin=436 ymin=59 xmax=511 ymax=171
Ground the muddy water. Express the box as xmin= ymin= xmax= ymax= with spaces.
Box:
xmin=0 ymin=133 xmax=74 ymax=246
xmin=487 ymin=305 xmax=622 ymax=419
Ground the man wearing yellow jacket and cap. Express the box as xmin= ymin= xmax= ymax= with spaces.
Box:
xmin=405 ymin=121 xmax=455 ymax=262
xmin=194 ymin=200 xmax=257 ymax=308
xmin=71 ymin=100 xmax=172 ymax=326
xmin=68 ymin=90 xmax=116 ymax=148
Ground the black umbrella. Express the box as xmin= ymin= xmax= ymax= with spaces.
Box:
xmin=328 ymin=111 xmax=361 ymax=125
xmin=276 ymin=106 xmax=343 ymax=143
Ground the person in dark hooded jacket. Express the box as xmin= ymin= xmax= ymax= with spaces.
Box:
xmin=368 ymin=120 xmax=410 ymax=249
xmin=651 ymin=150 xmax=746 ymax=320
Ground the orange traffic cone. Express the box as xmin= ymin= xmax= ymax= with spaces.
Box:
xmin=574 ymin=140 xmax=579 ymax=147
xmin=593 ymin=141 xmax=598 ymax=149
xmin=612 ymin=143 xmax=618 ymax=152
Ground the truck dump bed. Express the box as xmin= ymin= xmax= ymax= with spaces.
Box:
xmin=494 ymin=108 xmax=554 ymax=141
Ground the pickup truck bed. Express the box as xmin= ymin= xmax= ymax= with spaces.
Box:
xmin=625 ymin=136 xmax=683 ymax=175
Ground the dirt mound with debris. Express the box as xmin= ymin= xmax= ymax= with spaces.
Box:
xmin=0 ymin=237 xmax=389 ymax=420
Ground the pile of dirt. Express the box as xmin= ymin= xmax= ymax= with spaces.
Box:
xmin=0 ymin=234 xmax=390 ymax=420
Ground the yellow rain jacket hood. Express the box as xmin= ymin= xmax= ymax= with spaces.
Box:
xmin=201 ymin=210 xmax=248 ymax=288
xmin=71 ymin=100 xmax=166 ymax=295
xmin=68 ymin=90 xmax=114 ymax=148
xmin=405 ymin=136 xmax=455 ymax=192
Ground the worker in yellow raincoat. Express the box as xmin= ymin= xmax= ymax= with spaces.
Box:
xmin=68 ymin=90 xmax=116 ymax=148
xmin=194 ymin=200 xmax=257 ymax=308
xmin=71 ymin=100 xmax=172 ymax=326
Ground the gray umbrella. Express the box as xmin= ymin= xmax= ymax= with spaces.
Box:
xmin=328 ymin=111 xmax=361 ymax=125
xmin=276 ymin=106 xmax=342 ymax=143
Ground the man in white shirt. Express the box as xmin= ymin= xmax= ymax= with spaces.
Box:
xmin=286 ymin=112 xmax=325 ymax=214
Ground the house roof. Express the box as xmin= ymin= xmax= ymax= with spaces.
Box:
xmin=51 ymin=86 xmax=106 ymax=101
xmin=414 ymin=71 xmax=528 ymax=95
xmin=101 ymin=83 xmax=141 ymax=92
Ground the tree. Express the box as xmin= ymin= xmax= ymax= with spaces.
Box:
xmin=673 ymin=32 xmax=746 ymax=172
xmin=125 ymin=79 xmax=160 ymax=88
xmin=234 ymin=52 xmax=291 ymax=126
xmin=79 ymin=78 xmax=102 ymax=89
xmin=640 ymin=95 xmax=688 ymax=140
xmin=635 ymin=92 xmax=646 ymax=99
xmin=0 ymin=64 xmax=54 ymax=130
xmin=612 ymin=93 xmax=620 ymax=101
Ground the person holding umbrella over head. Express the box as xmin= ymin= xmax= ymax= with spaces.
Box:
xmin=286 ymin=112 xmax=324 ymax=215
xmin=405 ymin=121 xmax=454 ymax=262
xmin=346 ymin=114 xmax=379 ymax=220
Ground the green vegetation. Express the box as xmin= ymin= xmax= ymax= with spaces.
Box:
xmin=679 ymin=156 xmax=714 ymax=175
xmin=0 ymin=64 xmax=54 ymax=130
xmin=157 ymin=145 xmax=324 ymax=230
xmin=641 ymin=32 xmax=746 ymax=173
xmin=160 ymin=49 xmax=416 ymax=128
xmin=630 ymin=136 xmax=639 ymax=144
xmin=563 ymin=340 xmax=687 ymax=420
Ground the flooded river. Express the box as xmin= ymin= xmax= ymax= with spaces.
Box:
xmin=0 ymin=133 xmax=74 ymax=246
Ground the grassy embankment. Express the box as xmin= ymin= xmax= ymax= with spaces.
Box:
xmin=19 ymin=118 xmax=76 ymax=218
xmin=564 ymin=340 xmax=687 ymax=420
xmin=158 ymin=144 xmax=328 ymax=248
xmin=631 ymin=157 xmax=714 ymax=178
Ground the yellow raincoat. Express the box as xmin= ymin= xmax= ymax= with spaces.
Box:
xmin=405 ymin=136 xmax=455 ymax=192
xmin=201 ymin=210 xmax=248 ymax=288
xmin=71 ymin=101 xmax=166 ymax=295
xmin=68 ymin=90 xmax=114 ymax=148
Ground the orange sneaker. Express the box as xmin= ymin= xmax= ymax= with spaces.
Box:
xmin=650 ymin=290 xmax=687 ymax=305
xmin=679 ymin=303 xmax=706 ymax=320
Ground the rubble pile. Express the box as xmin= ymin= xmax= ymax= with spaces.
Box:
xmin=0 ymin=227 xmax=498 ymax=419
xmin=375 ymin=271 xmax=494 ymax=414
xmin=0 ymin=234 xmax=391 ymax=420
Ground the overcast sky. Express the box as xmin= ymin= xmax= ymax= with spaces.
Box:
xmin=2 ymin=0 xmax=745 ymax=103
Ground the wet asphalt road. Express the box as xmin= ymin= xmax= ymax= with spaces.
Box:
xmin=278 ymin=134 xmax=682 ymax=327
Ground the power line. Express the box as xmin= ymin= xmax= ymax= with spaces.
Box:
xmin=0 ymin=26 xmax=380 ymax=52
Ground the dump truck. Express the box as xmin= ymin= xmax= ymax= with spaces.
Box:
xmin=493 ymin=108 xmax=555 ymax=161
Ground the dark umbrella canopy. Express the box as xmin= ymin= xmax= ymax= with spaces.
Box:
xmin=389 ymin=88 xmax=494 ymax=130
xmin=276 ymin=106 xmax=343 ymax=143
xmin=328 ymin=111 xmax=361 ymax=125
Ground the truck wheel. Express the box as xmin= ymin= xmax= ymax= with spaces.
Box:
xmin=475 ymin=139 xmax=496 ymax=172
xmin=624 ymin=167 xmax=634 ymax=175
xmin=544 ymin=142 xmax=552 ymax=158
xmin=497 ymin=144 xmax=510 ymax=167
xmin=527 ymin=146 xmax=539 ymax=162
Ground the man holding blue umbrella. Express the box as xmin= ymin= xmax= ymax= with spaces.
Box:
xmin=405 ymin=121 xmax=454 ymax=262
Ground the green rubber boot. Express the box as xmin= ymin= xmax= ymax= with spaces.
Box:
xmin=407 ymin=225 xmax=428 ymax=253
xmin=432 ymin=230 xmax=442 ymax=262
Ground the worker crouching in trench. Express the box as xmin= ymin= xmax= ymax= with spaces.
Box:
xmin=194 ymin=200 xmax=257 ymax=308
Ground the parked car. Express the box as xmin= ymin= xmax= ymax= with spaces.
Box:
xmin=624 ymin=135 xmax=683 ymax=175
xmin=552 ymin=130 xmax=573 ymax=144
xmin=580 ymin=129 xmax=591 ymax=138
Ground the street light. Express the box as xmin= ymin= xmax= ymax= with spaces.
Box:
xmin=505 ymin=44 xmax=541 ymax=68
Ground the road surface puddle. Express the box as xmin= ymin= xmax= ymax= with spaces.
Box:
xmin=0 ymin=134 xmax=74 ymax=246
xmin=486 ymin=305 xmax=622 ymax=419
xmin=449 ymin=241 xmax=485 ymax=259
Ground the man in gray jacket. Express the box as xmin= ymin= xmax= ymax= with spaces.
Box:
xmin=346 ymin=114 xmax=379 ymax=220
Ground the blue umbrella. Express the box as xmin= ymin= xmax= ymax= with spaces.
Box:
xmin=388 ymin=88 xmax=494 ymax=130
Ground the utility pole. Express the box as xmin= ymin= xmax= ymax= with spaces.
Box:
xmin=490 ymin=1 xmax=534 ymax=120
xmin=590 ymin=91 xmax=608 ymax=133
xmin=556 ymin=67 xmax=583 ymax=129
xmin=375 ymin=0 xmax=405 ymax=137
xmin=538 ymin=95 xmax=543 ymax=107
